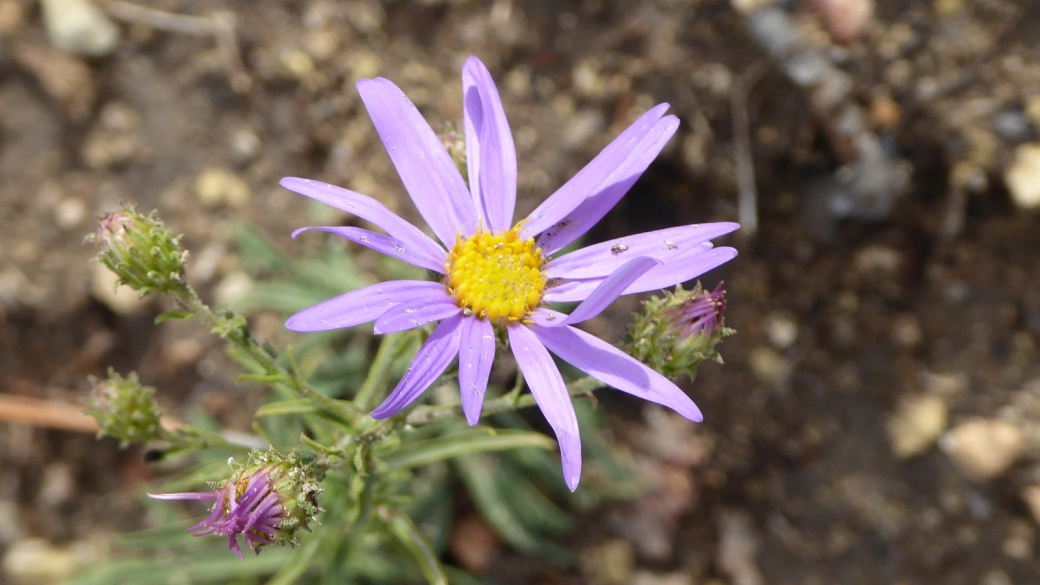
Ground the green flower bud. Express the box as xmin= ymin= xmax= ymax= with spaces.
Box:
xmin=86 ymin=205 xmax=187 ymax=296
xmin=86 ymin=370 xmax=164 ymax=447
xmin=626 ymin=282 xmax=734 ymax=380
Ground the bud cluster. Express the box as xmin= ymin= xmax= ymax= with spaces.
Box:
xmin=87 ymin=205 xmax=188 ymax=296
xmin=86 ymin=370 xmax=164 ymax=447
xmin=626 ymin=282 xmax=733 ymax=380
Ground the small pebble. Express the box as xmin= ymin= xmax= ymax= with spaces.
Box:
xmin=1022 ymin=485 xmax=1040 ymax=526
xmin=2 ymin=539 xmax=79 ymax=583
xmin=993 ymin=110 xmax=1031 ymax=142
xmin=891 ymin=313 xmax=922 ymax=348
xmin=54 ymin=198 xmax=86 ymax=230
xmin=0 ymin=500 xmax=24 ymax=545
xmin=717 ymin=510 xmax=764 ymax=585
xmin=229 ymin=129 xmax=261 ymax=165
xmin=37 ymin=463 xmax=74 ymax=509
xmin=749 ymin=347 xmax=792 ymax=386
xmin=764 ymin=313 xmax=798 ymax=349
xmin=195 ymin=168 xmax=251 ymax=208
xmin=91 ymin=263 xmax=147 ymax=315
xmin=1005 ymin=143 xmax=1040 ymax=210
xmin=630 ymin=571 xmax=694 ymax=585
xmin=580 ymin=539 xmax=635 ymax=585
xmin=13 ymin=46 xmax=96 ymax=121
xmin=214 ymin=271 xmax=254 ymax=307
xmin=887 ymin=394 xmax=947 ymax=458
xmin=82 ymin=103 xmax=143 ymax=169
xmin=942 ymin=419 xmax=1025 ymax=480
xmin=40 ymin=0 xmax=120 ymax=57
xmin=562 ymin=110 xmax=605 ymax=150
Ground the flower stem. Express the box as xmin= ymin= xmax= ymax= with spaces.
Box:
xmin=404 ymin=375 xmax=603 ymax=426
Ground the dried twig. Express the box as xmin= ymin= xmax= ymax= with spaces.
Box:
xmin=0 ymin=394 xmax=100 ymax=433
xmin=104 ymin=1 xmax=251 ymax=93
xmin=731 ymin=62 xmax=766 ymax=237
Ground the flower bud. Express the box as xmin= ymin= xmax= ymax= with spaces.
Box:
xmin=626 ymin=282 xmax=733 ymax=380
xmin=86 ymin=370 xmax=164 ymax=447
xmin=149 ymin=450 xmax=324 ymax=558
xmin=86 ymin=205 xmax=187 ymax=296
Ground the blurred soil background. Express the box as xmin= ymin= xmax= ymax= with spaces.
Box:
xmin=2 ymin=0 xmax=1040 ymax=583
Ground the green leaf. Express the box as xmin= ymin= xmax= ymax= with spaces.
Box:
xmin=154 ymin=310 xmax=191 ymax=324
xmin=381 ymin=507 xmax=448 ymax=585
xmin=454 ymin=455 xmax=571 ymax=563
xmin=382 ymin=428 xmax=555 ymax=470
xmin=255 ymin=400 xmax=320 ymax=418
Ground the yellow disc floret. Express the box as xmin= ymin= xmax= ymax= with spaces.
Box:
xmin=447 ymin=226 xmax=545 ymax=322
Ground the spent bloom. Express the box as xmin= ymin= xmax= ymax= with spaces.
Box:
xmin=149 ymin=451 xmax=323 ymax=559
xmin=281 ymin=56 xmax=738 ymax=490
xmin=627 ymin=282 xmax=732 ymax=381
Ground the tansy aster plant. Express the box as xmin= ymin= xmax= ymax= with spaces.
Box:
xmin=281 ymin=57 xmax=738 ymax=490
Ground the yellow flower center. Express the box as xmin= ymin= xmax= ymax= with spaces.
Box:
xmin=446 ymin=226 xmax=545 ymax=322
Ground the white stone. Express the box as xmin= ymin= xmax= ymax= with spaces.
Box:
xmin=41 ymin=0 xmax=120 ymax=57
xmin=91 ymin=263 xmax=147 ymax=315
xmin=1006 ymin=143 xmax=1040 ymax=209
xmin=887 ymin=394 xmax=947 ymax=458
xmin=764 ymin=312 xmax=798 ymax=349
xmin=54 ymin=198 xmax=86 ymax=230
xmin=195 ymin=168 xmax=250 ymax=208
xmin=942 ymin=419 xmax=1025 ymax=480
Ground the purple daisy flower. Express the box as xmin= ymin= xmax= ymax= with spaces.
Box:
xmin=150 ymin=468 xmax=283 ymax=559
xmin=282 ymin=56 xmax=738 ymax=490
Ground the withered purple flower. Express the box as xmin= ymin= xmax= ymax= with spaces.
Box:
xmin=281 ymin=57 xmax=738 ymax=490
xmin=149 ymin=453 xmax=322 ymax=558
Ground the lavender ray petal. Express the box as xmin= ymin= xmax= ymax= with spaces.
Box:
xmin=370 ymin=315 xmax=464 ymax=419
xmin=533 ymin=324 xmax=703 ymax=422
xmin=507 ymin=324 xmax=582 ymax=491
xmin=285 ymin=280 xmax=445 ymax=332
xmin=292 ymin=226 xmax=446 ymax=273
xmin=521 ymin=104 xmax=670 ymax=239
xmin=462 ymin=57 xmax=517 ymax=232
xmin=545 ymin=222 xmax=739 ymax=279
xmin=528 ymin=307 xmax=567 ymax=328
xmin=544 ymin=257 xmax=660 ymax=327
xmin=228 ymin=534 xmax=244 ymax=560
xmin=458 ymin=317 xmax=495 ymax=425
xmin=279 ymin=178 xmax=446 ymax=262
xmin=543 ymin=247 xmax=738 ymax=303
xmin=356 ymin=79 xmax=477 ymax=244
xmin=148 ymin=492 xmax=220 ymax=501
xmin=536 ymin=116 xmax=680 ymax=254
xmin=373 ymin=295 xmax=461 ymax=334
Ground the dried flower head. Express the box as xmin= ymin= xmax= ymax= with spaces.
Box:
xmin=150 ymin=451 xmax=324 ymax=559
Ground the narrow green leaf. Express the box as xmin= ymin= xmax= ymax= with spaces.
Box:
xmin=255 ymin=400 xmax=319 ymax=417
xmin=382 ymin=428 xmax=555 ymax=470
xmin=154 ymin=310 xmax=191 ymax=324
xmin=454 ymin=455 xmax=570 ymax=563
xmin=381 ymin=507 xmax=448 ymax=585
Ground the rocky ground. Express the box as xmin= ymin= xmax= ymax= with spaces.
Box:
xmin=2 ymin=0 xmax=1040 ymax=583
